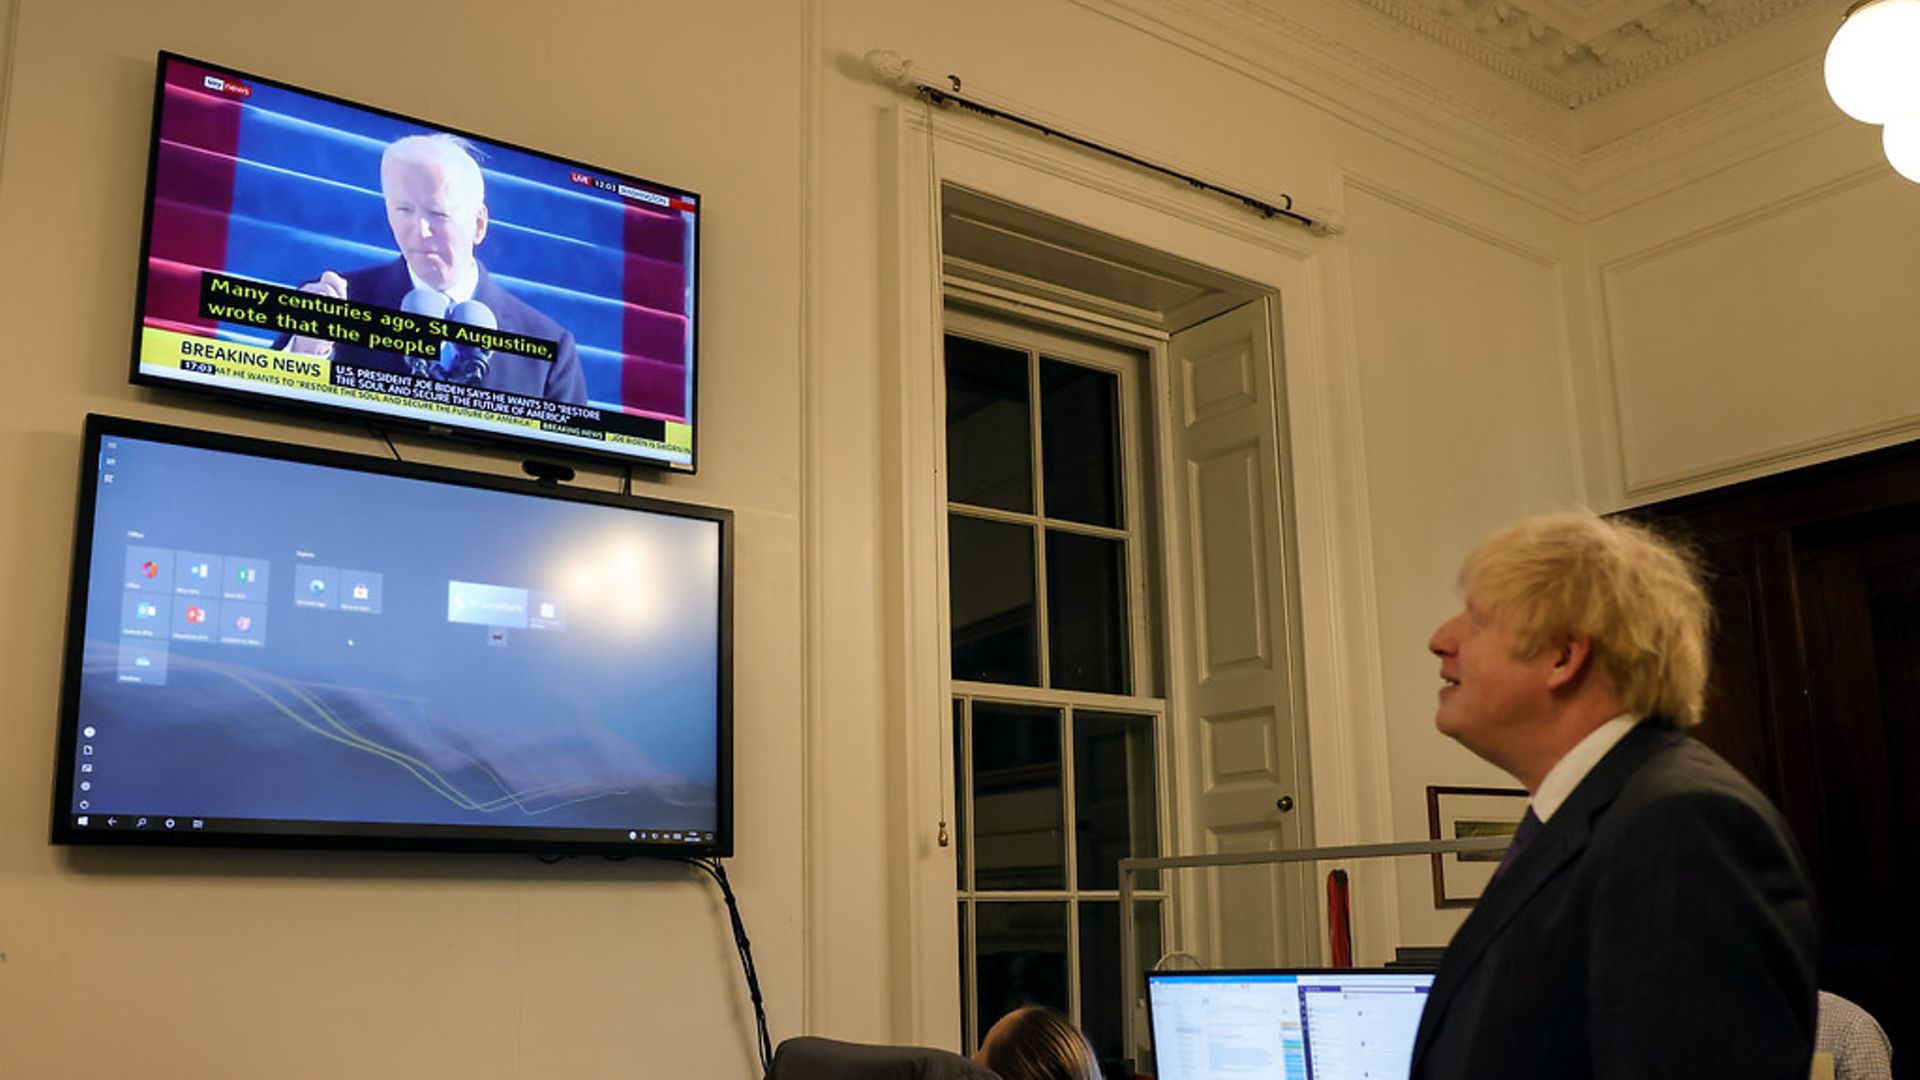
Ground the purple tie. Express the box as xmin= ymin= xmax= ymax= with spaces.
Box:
xmin=1490 ymin=807 xmax=1543 ymax=885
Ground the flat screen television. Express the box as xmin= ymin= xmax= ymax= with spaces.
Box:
xmin=52 ymin=414 xmax=731 ymax=856
xmin=130 ymin=52 xmax=702 ymax=472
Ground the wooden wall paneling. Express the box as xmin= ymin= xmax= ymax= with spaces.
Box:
xmin=1630 ymin=439 xmax=1920 ymax=1066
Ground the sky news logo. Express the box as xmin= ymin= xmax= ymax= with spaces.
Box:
xmin=201 ymin=75 xmax=252 ymax=100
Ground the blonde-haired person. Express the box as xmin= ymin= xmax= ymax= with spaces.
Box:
xmin=1410 ymin=511 xmax=1819 ymax=1080
xmin=972 ymin=1005 xmax=1101 ymax=1080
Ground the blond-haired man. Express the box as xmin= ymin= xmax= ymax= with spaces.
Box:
xmin=1410 ymin=512 xmax=1818 ymax=1079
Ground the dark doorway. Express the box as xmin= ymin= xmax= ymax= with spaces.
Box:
xmin=1632 ymin=440 xmax=1920 ymax=1074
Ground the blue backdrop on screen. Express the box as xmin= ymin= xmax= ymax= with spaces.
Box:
xmin=212 ymin=80 xmax=686 ymax=411
xmin=75 ymin=436 xmax=721 ymax=831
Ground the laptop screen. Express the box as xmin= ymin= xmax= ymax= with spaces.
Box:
xmin=1146 ymin=969 xmax=1434 ymax=1080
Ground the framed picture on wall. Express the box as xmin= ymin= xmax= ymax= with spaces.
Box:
xmin=1426 ymin=785 xmax=1529 ymax=908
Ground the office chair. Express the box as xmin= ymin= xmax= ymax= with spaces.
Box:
xmin=766 ymin=1036 xmax=1001 ymax=1079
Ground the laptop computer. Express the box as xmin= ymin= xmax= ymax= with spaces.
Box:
xmin=1146 ymin=969 xmax=1436 ymax=1080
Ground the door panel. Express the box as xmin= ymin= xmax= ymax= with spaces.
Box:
xmin=1167 ymin=297 xmax=1316 ymax=968
xmin=1635 ymin=442 xmax=1920 ymax=1075
xmin=1189 ymin=446 xmax=1272 ymax=676
xmin=1796 ymin=508 xmax=1920 ymax=1065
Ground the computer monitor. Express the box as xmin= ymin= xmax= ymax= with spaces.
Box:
xmin=51 ymin=414 xmax=732 ymax=857
xmin=1146 ymin=969 xmax=1435 ymax=1080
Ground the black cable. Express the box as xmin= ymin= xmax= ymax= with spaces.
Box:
xmin=371 ymin=426 xmax=402 ymax=461
xmin=677 ymin=856 xmax=773 ymax=1073
xmin=529 ymin=853 xmax=769 ymax=1067
xmin=622 ymin=464 xmax=633 ymax=496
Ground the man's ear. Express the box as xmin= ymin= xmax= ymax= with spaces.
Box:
xmin=473 ymin=204 xmax=489 ymax=247
xmin=1545 ymin=633 xmax=1593 ymax=691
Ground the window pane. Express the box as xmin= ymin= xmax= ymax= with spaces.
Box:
xmin=976 ymin=902 xmax=1070 ymax=1035
xmin=947 ymin=335 xmax=1033 ymax=513
xmin=1077 ymin=899 xmax=1163 ymax=1064
xmin=1041 ymin=358 xmax=1121 ymax=528
xmin=959 ymin=901 xmax=972 ymax=1051
xmin=954 ymin=698 xmax=969 ymax=890
xmin=971 ymin=703 xmax=1065 ymax=890
xmin=950 ymin=515 xmax=1039 ymax=685
xmin=1047 ymin=530 xmax=1129 ymax=694
xmin=1073 ymin=711 xmax=1160 ymax=890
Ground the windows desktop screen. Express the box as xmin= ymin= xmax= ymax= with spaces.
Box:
xmin=57 ymin=426 xmax=726 ymax=852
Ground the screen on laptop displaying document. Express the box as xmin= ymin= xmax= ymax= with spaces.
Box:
xmin=1147 ymin=969 xmax=1434 ymax=1080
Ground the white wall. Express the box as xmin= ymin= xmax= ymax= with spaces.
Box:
xmin=800 ymin=0 xmax=1918 ymax=1048
xmin=0 ymin=3 xmax=801 ymax=1077
xmin=803 ymin=0 xmax=1591 ymax=1035
xmin=1583 ymin=114 xmax=1920 ymax=506
xmin=6 ymin=0 xmax=1899 ymax=1071
xmin=801 ymin=0 xmax=1920 ymax=1033
xmin=1338 ymin=178 xmax=1586 ymax=945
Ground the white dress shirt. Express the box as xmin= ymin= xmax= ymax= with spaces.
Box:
xmin=1531 ymin=712 xmax=1642 ymax=822
xmin=407 ymin=262 xmax=478 ymax=305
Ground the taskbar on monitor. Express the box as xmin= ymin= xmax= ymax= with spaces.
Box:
xmin=59 ymin=813 xmax=719 ymax=853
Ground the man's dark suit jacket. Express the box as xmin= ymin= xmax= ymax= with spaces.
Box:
xmin=1409 ymin=720 xmax=1818 ymax=1079
xmin=329 ymin=258 xmax=587 ymax=405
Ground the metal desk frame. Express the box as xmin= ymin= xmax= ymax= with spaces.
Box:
xmin=1116 ymin=835 xmax=1508 ymax=1061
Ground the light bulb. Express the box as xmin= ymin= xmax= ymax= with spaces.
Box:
xmin=1883 ymin=120 xmax=1920 ymax=182
xmin=1825 ymin=0 xmax=1920 ymax=124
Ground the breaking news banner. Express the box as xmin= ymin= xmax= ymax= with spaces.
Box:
xmin=147 ymin=315 xmax=691 ymax=457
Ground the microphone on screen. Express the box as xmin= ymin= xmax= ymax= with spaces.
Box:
xmin=399 ymin=287 xmax=452 ymax=379
xmin=441 ymin=299 xmax=498 ymax=386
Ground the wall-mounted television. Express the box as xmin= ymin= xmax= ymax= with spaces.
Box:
xmin=52 ymin=414 xmax=731 ymax=856
xmin=130 ymin=52 xmax=702 ymax=472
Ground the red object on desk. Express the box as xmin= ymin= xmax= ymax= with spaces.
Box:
xmin=1327 ymin=868 xmax=1353 ymax=968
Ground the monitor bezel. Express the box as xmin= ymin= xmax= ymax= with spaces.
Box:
xmin=1144 ymin=966 xmax=1436 ymax=1067
xmin=1145 ymin=967 xmax=1439 ymax=982
xmin=127 ymin=51 xmax=704 ymax=475
xmin=51 ymin=413 xmax=734 ymax=859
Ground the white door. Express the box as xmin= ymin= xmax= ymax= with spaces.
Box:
xmin=1165 ymin=296 xmax=1318 ymax=969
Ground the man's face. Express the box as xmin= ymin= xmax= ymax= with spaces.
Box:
xmin=1428 ymin=595 xmax=1559 ymax=767
xmin=383 ymin=157 xmax=487 ymax=291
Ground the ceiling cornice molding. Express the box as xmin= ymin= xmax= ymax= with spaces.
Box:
xmin=1343 ymin=0 xmax=1588 ymax=105
xmin=1570 ymin=0 xmax=1831 ymax=138
xmin=1341 ymin=0 xmax=1823 ymax=107
xmin=1580 ymin=64 xmax=1856 ymax=214
xmin=1076 ymin=0 xmax=1856 ymax=222
xmin=1196 ymin=0 xmax=1576 ymax=143
xmin=1586 ymin=54 xmax=1824 ymax=164
xmin=1559 ymin=0 xmax=1822 ymax=105
xmin=1075 ymin=0 xmax=1588 ymax=215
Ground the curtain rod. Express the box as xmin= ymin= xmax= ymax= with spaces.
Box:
xmin=866 ymin=50 xmax=1338 ymax=235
